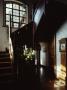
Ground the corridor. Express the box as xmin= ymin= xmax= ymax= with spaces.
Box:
xmin=0 ymin=64 xmax=66 ymax=90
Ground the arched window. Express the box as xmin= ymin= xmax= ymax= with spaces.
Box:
xmin=5 ymin=1 xmax=28 ymax=28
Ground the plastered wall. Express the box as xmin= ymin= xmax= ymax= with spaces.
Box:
xmin=56 ymin=21 xmax=67 ymax=76
xmin=0 ymin=0 xmax=9 ymax=51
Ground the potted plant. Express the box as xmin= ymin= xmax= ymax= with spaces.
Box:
xmin=22 ymin=45 xmax=35 ymax=65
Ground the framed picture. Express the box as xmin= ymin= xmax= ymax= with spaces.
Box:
xmin=60 ymin=43 xmax=66 ymax=52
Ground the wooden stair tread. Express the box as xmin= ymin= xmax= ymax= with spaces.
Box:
xmin=0 ymin=66 xmax=12 ymax=69
xmin=0 ymin=72 xmax=17 ymax=77
xmin=0 ymin=57 xmax=10 ymax=59
xmin=0 ymin=62 xmax=11 ymax=64
xmin=0 ymin=53 xmax=10 ymax=56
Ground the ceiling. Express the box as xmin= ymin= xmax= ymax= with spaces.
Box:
xmin=19 ymin=0 xmax=67 ymax=5
xmin=19 ymin=0 xmax=40 ymax=5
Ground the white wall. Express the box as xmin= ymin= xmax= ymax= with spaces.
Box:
xmin=0 ymin=27 xmax=9 ymax=51
xmin=0 ymin=0 xmax=29 ymax=52
xmin=56 ymin=21 xmax=67 ymax=77
xmin=0 ymin=0 xmax=3 ymax=26
xmin=40 ymin=50 xmax=47 ymax=66
xmin=0 ymin=0 xmax=7 ymax=51
xmin=40 ymin=42 xmax=48 ymax=66
xmin=0 ymin=0 xmax=9 ymax=51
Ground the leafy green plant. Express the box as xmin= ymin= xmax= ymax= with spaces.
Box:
xmin=23 ymin=45 xmax=35 ymax=61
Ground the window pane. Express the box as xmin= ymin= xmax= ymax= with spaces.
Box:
xmin=20 ymin=17 xmax=24 ymax=23
xmin=6 ymin=21 xmax=12 ymax=27
xmin=13 ymin=16 xmax=19 ymax=22
xmin=13 ymin=23 xmax=19 ymax=28
xmin=6 ymin=15 xmax=12 ymax=21
xmin=20 ymin=17 xmax=23 ymax=22
xmin=13 ymin=10 xmax=19 ymax=16
xmin=6 ymin=8 xmax=12 ymax=14
xmin=5 ymin=3 xmax=28 ymax=28
xmin=23 ymin=18 xmax=27 ymax=23
xmin=20 ymin=11 xmax=26 ymax=17
xmin=20 ymin=6 xmax=26 ymax=11
xmin=20 ymin=17 xmax=26 ymax=23
xmin=13 ymin=4 xmax=19 ymax=9
xmin=6 ymin=21 xmax=9 ymax=26
xmin=6 ymin=4 xmax=12 ymax=8
xmin=6 ymin=15 xmax=10 ymax=21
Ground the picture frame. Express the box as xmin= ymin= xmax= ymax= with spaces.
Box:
xmin=59 ymin=38 xmax=67 ymax=52
xmin=60 ymin=43 xmax=66 ymax=52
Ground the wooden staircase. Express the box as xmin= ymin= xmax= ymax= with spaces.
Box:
xmin=0 ymin=51 xmax=16 ymax=82
xmin=0 ymin=51 xmax=11 ymax=62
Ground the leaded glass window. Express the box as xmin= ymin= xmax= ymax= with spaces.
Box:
xmin=5 ymin=2 xmax=28 ymax=28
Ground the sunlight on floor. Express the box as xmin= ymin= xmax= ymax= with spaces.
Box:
xmin=54 ymin=79 xmax=65 ymax=88
xmin=54 ymin=65 xmax=66 ymax=88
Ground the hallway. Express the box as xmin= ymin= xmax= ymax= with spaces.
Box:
xmin=0 ymin=64 xmax=66 ymax=90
